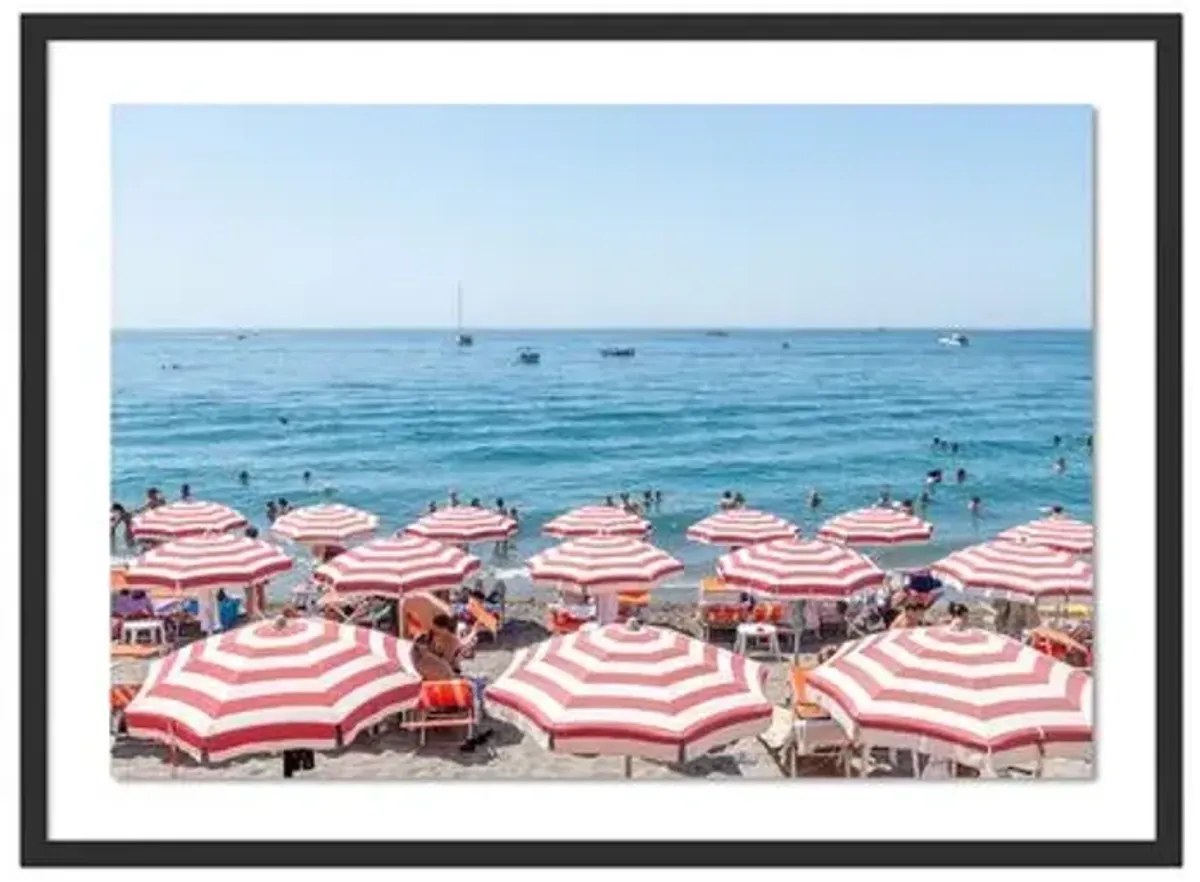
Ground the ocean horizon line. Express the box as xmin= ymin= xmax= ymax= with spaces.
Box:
xmin=113 ymin=325 xmax=1092 ymax=334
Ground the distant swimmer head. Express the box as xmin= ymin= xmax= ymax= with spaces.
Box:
xmin=428 ymin=500 xmax=438 ymax=513
xmin=278 ymin=416 xmax=289 ymax=425
xmin=496 ymin=497 xmax=505 ymax=510
xmin=1053 ymin=434 xmax=1062 ymax=446
xmin=901 ymin=499 xmax=915 ymax=515
xmin=968 ymin=496 xmax=982 ymax=514
xmin=302 ymin=470 xmax=311 ymax=482
xmin=932 ymin=437 xmax=941 ymax=448
xmin=238 ymin=470 xmax=250 ymax=485
xmin=1051 ymin=504 xmax=1065 ymax=515
xmin=244 ymin=525 xmax=259 ymax=539
xmin=469 ymin=498 xmax=481 ymax=508
xmin=955 ymin=468 xmax=967 ymax=484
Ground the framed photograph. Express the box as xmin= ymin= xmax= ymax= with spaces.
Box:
xmin=20 ymin=11 xmax=1182 ymax=869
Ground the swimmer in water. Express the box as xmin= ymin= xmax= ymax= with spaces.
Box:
xmin=918 ymin=489 xmax=931 ymax=512
xmin=469 ymin=497 xmax=481 ymax=508
xmin=733 ymin=492 xmax=746 ymax=509
xmin=509 ymin=506 xmax=520 ymax=526
xmin=719 ymin=491 xmax=734 ymax=511
xmin=932 ymin=437 xmax=941 ymax=450
xmin=643 ymin=489 xmax=653 ymax=507
xmin=654 ymin=489 xmax=663 ymax=506
xmin=1053 ymin=434 xmax=1062 ymax=447
xmin=244 ymin=525 xmax=259 ymax=539
xmin=448 ymin=490 xmax=460 ymax=508
xmin=955 ymin=467 xmax=967 ymax=484
xmin=1087 ymin=434 xmax=1093 ymax=452
xmin=900 ymin=499 xmax=915 ymax=515
xmin=238 ymin=470 xmax=250 ymax=486
xmin=604 ymin=495 xmax=615 ymax=507
xmin=950 ymin=442 xmax=959 ymax=455
xmin=807 ymin=489 xmax=822 ymax=510
xmin=428 ymin=500 xmax=438 ymax=514
xmin=1053 ymin=457 xmax=1067 ymax=474
xmin=495 ymin=497 xmax=506 ymax=515
xmin=139 ymin=487 xmax=165 ymax=513
xmin=877 ymin=486 xmax=892 ymax=507
xmin=265 ymin=500 xmax=279 ymax=523
xmin=180 ymin=482 xmax=192 ymax=501
xmin=968 ymin=496 xmax=982 ymax=517
xmin=277 ymin=498 xmax=290 ymax=514
xmin=925 ymin=469 xmax=943 ymax=489
xmin=303 ymin=470 xmax=311 ymax=483
xmin=278 ymin=416 xmax=289 ymax=426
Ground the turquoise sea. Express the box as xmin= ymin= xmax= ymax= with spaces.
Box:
xmin=111 ymin=329 xmax=1093 ymax=600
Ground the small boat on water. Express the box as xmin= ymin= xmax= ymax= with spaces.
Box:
xmin=938 ymin=332 xmax=970 ymax=347
xmin=600 ymin=347 xmax=636 ymax=358
xmin=455 ymin=284 xmax=473 ymax=347
xmin=705 ymin=330 xmax=730 ymax=338
xmin=517 ymin=347 xmax=541 ymax=365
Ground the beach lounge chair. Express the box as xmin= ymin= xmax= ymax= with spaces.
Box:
xmin=466 ymin=596 xmax=501 ymax=642
xmin=617 ymin=591 xmax=651 ymax=620
xmin=547 ymin=604 xmax=594 ymax=634
xmin=786 ymin=666 xmax=848 ymax=776
xmin=700 ymin=603 xmax=746 ymax=642
xmin=402 ymin=679 xmax=477 ymax=746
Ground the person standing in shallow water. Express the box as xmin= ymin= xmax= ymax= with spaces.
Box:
xmin=180 ymin=483 xmax=192 ymax=501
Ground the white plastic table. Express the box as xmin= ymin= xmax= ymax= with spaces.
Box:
xmin=121 ymin=619 xmax=166 ymax=646
xmin=734 ymin=622 xmax=782 ymax=660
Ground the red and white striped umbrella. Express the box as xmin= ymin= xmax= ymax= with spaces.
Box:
xmin=124 ymin=617 xmax=422 ymax=762
xmin=484 ymin=621 xmax=772 ymax=767
xmin=806 ymin=626 xmax=1093 ymax=770
xmin=997 ymin=516 xmax=1094 ymax=555
xmin=817 ymin=507 xmax=933 ymax=546
xmin=125 ymin=533 xmax=292 ymax=595
xmin=270 ymin=503 xmax=379 ymax=547
xmin=715 ymin=538 xmax=885 ymax=600
xmin=543 ymin=505 xmax=651 ymax=538
xmin=313 ymin=535 xmax=481 ymax=600
xmin=403 ymin=506 xmax=517 ymax=544
xmin=930 ymin=540 xmax=1093 ymax=605
xmin=527 ymin=536 xmax=684 ymax=595
xmin=685 ymin=508 xmax=798 ymax=546
xmin=130 ymin=500 xmax=248 ymax=542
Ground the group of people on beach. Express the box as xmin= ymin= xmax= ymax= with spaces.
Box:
xmin=602 ymin=489 xmax=664 ymax=516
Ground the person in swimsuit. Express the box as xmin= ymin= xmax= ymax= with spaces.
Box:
xmin=1053 ymin=457 xmax=1067 ymax=474
xmin=955 ymin=467 xmax=967 ymax=484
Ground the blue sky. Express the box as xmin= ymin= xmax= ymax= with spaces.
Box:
xmin=113 ymin=105 xmax=1093 ymax=329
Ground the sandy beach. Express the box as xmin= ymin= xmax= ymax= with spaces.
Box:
xmin=110 ymin=596 xmax=1092 ymax=781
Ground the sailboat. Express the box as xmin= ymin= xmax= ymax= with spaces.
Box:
xmin=455 ymin=284 xmax=473 ymax=347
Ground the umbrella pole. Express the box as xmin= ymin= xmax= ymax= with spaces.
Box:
xmin=624 ymin=756 xmax=633 ymax=779
xmin=911 ymin=749 xmax=921 ymax=778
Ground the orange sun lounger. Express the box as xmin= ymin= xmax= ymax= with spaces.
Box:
xmin=402 ymin=680 xmax=477 ymax=746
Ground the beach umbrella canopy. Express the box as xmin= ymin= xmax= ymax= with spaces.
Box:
xmin=403 ymin=506 xmax=517 ymax=544
xmin=685 ymin=508 xmax=798 ymax=546
xmin=125 ymin=533 xmax=292 ymax=595
xmin=806 ymin=626 xmax=1093 ymax=771
xmin=817 ymin=507 xmax=934 ymax=546
xmin=130 ymin=500 xmax=248 ymax=543
xmin=526 ymin=536 xmax=684 ymax=595
xmin=270 ymin=503 xmax=380 ymax=548
xmin=715 ymin=538 xmax=885 ymax=601
xmin=313 ymin=535 xmax=481 ymax=600
xmin=929 ymin=540 xmax=1093 ymax=605
xmin=124 ymin=617 xmax=422 ymax=762
xmin=543 ymin=505 xmax=651 ymax=539
xmin=997 ymin=516 xmax=1094 ymax=555
xmin=484 ymin=620 xmax=773 ymax=772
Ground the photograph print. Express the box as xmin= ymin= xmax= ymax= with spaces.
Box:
xmin=108 ymin=103 xmax=1095 ymax=783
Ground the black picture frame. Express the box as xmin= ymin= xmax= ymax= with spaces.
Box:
xmin=20 ymin=12 xmax=1183 ymax=869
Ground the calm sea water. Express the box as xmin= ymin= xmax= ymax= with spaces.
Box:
xmin=112 ymin=329 xmax=1093 ymax=599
